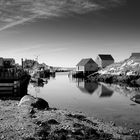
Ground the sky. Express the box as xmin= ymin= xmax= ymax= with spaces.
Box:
xmin=0 ymin=0 xmax=140 ymax=67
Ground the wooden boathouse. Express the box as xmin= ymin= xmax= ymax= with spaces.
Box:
xmin=95 ymin=54 xmax=114 ymax=68
xmin=74 ymin=58 xmax=98 ymax=77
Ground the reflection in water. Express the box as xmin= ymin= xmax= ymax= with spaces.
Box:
xmin=96 ymin=84 xmax=114 ymax=98
xmin=101 ymin=83 xmax=140 ymax=104
xmin=34 ymin=86 xmax=41 ymax=98
xmin=72 ymin=77 xmax=113 ymax=97
xmin=31 ymin=81 xmax=45 ymax=87
xmin=30 ymin=74 xmax=56 ymax=88
xmin=28 ymin=73 xmax=140 ymax=130
xmin=30 ymin=75 xmax=56 ymax=98
xmin=76 ymin=79 xmax=98 ymax=94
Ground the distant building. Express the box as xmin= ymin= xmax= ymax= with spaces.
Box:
xmin=131 ymin=53 xmax=140 ymax=58
xmin=23 ymin=59 xmax=37 ymax=69
xmin=96 ymin=54 xmax=114 ymax=68
xmin=130 ymin=53 xmax=140 ymax=63
xmin=76 ymin=58 xmax=98 ymax=74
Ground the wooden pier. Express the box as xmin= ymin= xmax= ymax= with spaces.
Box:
xmin=0 ymin=74 xmax=30 ymax=96
xmin=0 ymin=57 xmax=30 ymax=97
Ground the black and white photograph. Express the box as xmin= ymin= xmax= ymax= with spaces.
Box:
xmin=0 ymin=0 xmax=140 ymax=139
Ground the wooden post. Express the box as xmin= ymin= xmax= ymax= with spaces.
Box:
xmin=13 ymin=81 xmax=18 ymax=94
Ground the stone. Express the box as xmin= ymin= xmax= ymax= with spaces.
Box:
xmin=47 ymin=119 xmax=60 ymax=125
xmin=18 ymin=95 xmax=36 ymax=107
xmin=136 ymin=78 xmax=140 ymax=86
xmin=32 ymin=97 xmax=49 ymax=110
xmin=18 ymin=95 xmax=49 ymax=110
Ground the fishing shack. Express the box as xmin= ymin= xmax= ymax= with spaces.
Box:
xmin=96 ymin=54 xmax=114 ymax=68
xmin=74 ymin=58 xmax=98 ymax=77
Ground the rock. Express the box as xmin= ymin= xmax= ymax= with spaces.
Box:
xmin=29 ymin=108 xmax=35 ymax=114
xmin=136 ymin=78 xmax=140 ymax=86
xmin=32 ymin=97 xmax=49 ymax=110
xmin=18 ymin=95 xmax=49 ymax=110
xmin=110 ymin=121 xmax=116 ymax=126
xmin=18 ymin=95 xmax=36 ymax=107
xmin=130 ymin=94 xmax=140 ymax=104
xmin=47 ymin=119 xmax=60 ymax=125
xmin=54 ymin=128 xmax=69 ymax=135
xmin=72 ymin=129 xmax=84 ymax=136
xmin=67 ymin=113 xmax=86 ymax=120
xmin=73 ymin=123 xmax=84 ymax=128
xmin=38 ymin=78 xmax=44 ymax=83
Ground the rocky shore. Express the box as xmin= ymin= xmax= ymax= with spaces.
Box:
xmin=0 ymin=95 xmax=140 ymax=140
xmin=88 ymin=73 xmax=140 ymax=87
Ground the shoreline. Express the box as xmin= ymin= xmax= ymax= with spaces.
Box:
xmin=88 ymin=73 xmax=140 ymax=87
xmin=0 ymin=95 xmax=140 ymax=140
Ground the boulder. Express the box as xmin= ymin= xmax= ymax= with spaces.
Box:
xmin=130 ymin=94 xmax=140 ymax=104
xmin=136 ymin=78 xmax=140 ymax=86
xmin=32 ymin=97 xmax=49 ymax=110
xmin=18 ymin=95 xmax=49 ymax=110
xmin=18 ymin=95 xmax=36 ymax=107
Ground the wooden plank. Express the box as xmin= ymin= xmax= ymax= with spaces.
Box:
xmin=0 ymin=91 xmax=13 ymax=95
xmin=0 ymin=87 xmax=13 ymax=91
xmin=0 ymin=83 xmax=14 ymax=86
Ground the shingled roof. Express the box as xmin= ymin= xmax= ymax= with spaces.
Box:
xmin=76 ymin=58 xmax=95 ymax=66
xmin=131 ymin=53 xmax=140 ymax=57
xmin=98 ymin=54 xmax=114 ymax=61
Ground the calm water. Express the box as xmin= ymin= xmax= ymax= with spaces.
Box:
xmin=28 ymin=72 xmax=140 ymax=130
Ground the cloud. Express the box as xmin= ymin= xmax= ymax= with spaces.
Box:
xmin=48 ymin=47 xmax=67 ymax=53
xmin=14 ymin=45 xmax=43 ymax=53
xmin=0 ymin=0 xmax=125 ymax=31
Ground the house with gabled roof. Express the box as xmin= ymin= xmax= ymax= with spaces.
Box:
xmin=131 ymin=53 xmax=140 ymax=58
xmin=76 ymin=58 xmax=98 ymax=74
xmin=130 ymin=53 xmax=140 ymax=63
xmin=96 ymin=54 xmax=114 ymax=68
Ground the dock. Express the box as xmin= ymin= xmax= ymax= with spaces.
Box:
xmin=0 ymin=69 xmax=30 ymax=96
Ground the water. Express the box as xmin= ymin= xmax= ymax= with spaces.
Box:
xmin=28 ymin=72 xmax=140 ymax=130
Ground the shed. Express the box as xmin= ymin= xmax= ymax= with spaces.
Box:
xmin=76 ymin=58 xmax=98 ymax=74
xmin=130 ymin=53 xmax=140 ymax=63
xmin=96 ymin=54 xmax=114 ymax=68
xmin=131 ymin=53 xmax=140 ymax=58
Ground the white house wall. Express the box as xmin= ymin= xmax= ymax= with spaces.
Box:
xmin=76 ymin=66 xmax=85 ymax=72
xmin=95 ymin=56 xmax=102 ymax=68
